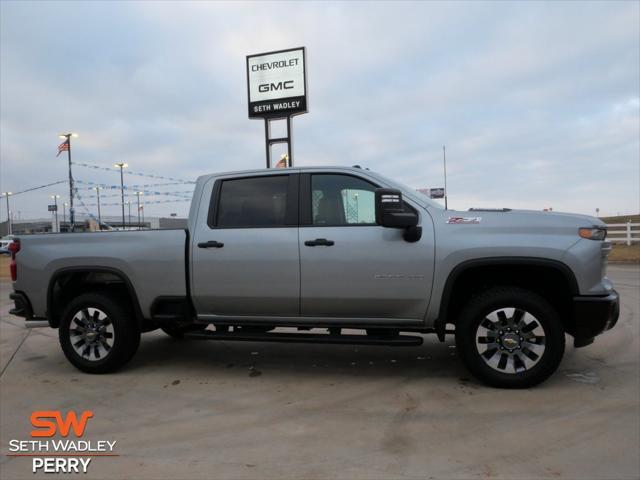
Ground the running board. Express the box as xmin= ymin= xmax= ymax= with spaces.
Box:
xmin=24 ymin=320 xmax=49 ymax=328
xmin=183 ymin=330 xmax=423 ymax=346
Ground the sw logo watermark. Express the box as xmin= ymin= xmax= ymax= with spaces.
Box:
xmin=31 ymin=410 xmax=94 ymax=437
xmin=7 ymin=410 xmax=118 ymax=474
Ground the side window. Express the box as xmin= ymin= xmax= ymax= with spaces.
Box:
xmin=311 ymin=174 xmax=377 ymax=226
xmin=216 ymin=175 xmax=288 ymax=227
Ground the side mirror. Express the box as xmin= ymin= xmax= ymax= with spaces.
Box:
xmin=375 ymin=188 xmax=419 ymax=229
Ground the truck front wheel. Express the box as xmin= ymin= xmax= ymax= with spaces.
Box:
xmin=59 ymin=292 xmax=141 ymax=374
xmin=455 ymin=287 xmax=565 ymax=388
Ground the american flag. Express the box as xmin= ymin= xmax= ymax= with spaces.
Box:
xmin=56 ymin=139 xmax=69 ymax=157
xmin=275 ymin=154 xmax=288 ymax=168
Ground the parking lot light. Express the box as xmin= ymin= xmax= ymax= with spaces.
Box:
xmin=135 ymin=191 xmax=144 ymax=230
xmin=50 ymin=194 xmax=60 ymax=232
xmin=94 ymin=187 xmax=102 ymax=229
xmin=114 ymin=163 xmax=128 ymax=228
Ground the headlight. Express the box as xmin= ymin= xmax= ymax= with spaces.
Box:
xmin=579 ymin=227 xmax=607 ymax=240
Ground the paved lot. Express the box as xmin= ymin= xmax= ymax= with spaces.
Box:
xmin=0 ymin=265 xmax=638 ymax=479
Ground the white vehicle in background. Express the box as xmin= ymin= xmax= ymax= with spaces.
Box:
xmin=0 ymin=236 xmax=15 ymax=255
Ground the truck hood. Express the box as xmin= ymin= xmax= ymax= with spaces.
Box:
xmin=432 ymin=208 xmax=605 ymax=230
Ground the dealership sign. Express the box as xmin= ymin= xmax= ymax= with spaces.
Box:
xmin=247 ymin=47 xmax=307 ymax=119
xmin=429 ymin=188 xmax=445 ymax=199
xmin=418 ymin=188 xmax=445 ymax=199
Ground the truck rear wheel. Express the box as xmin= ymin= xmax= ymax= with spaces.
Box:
xmin=59 ymin=292 xmax=140 ymax=374
xmin=455 ymin=287 xmax=565 ymax=388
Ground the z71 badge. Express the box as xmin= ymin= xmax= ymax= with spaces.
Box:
xmin=447 ymin=217 xmax=482 ymax=224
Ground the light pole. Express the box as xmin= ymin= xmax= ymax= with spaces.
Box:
xmin=353 ymin=193 xmax=359 ymax=223
xmin=127 ymin=201 xmax=131 ymax=229
xmin=58 ymin=132 xmax=78 ymax=230
xmin=94 ymin=187 xmax=102 ymax=229
xmin=135 ymin=191 xmax=143 ymax=229
xmin=63 ymin=202 xmax=68 ymax=230
xmin=1 ymin=192 xmax=12 ymax=235
xmin=114 ymin=163 xmax=128 ymax=229
xmin=51 ymin=195 xmax=60 ymax=232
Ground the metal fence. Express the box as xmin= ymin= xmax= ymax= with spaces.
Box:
xmin=607 ymin=222 xmax=640 ymax=245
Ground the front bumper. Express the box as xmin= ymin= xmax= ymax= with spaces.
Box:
xmin=572 ymin=290 xmax=620 ymax=347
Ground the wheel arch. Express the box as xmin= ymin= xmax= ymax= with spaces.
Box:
xmin=435 ymin=257 xmax=579 ymax=339
xmin=47 ymin=266 xmax=145 ymax=328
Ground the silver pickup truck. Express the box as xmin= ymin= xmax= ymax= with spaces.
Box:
xmin=8 ymin=166 xmax=619 ymax=388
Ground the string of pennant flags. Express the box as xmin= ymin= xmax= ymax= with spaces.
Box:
xmin=10 ymin=180 xmax=68 ymax=196
xmin=80 ymin=198 xmax=191 ymax=207
xmin=74 ymin=181 xmax=192 ymax=198
xmin=75 ymin=190 xmax=115 ymax=229
xmin=5 ymin=156 xmax=195 ymax=223
xmin=83 ymin=190 xmax=193 ymax=199
xmin=75 ymin=181 xmax=194 ymax=190
xmin=71 ymin=162 xmax=196 ymax=184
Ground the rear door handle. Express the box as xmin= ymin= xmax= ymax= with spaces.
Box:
xmin=198 ymin=240 xmax=224 ymax=248
xmin=304 ymin=238 xmax=335 ymax=247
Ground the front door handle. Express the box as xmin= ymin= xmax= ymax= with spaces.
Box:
xmin=198 ymin=240 xmax=224 ymax=248
xmin=304 ymin=238 xmax=335 ymax=247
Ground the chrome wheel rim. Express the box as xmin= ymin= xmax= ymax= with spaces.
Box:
xmin=475 ymin=307 xmax=546 ymax=374
xmin=69 ymin=308 xmax=114 ymax=361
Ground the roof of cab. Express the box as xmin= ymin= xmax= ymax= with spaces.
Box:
xmin=195 ymin=165 xmax=368 ymax=184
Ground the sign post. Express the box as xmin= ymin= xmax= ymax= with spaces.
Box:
xmin=246 ymin=47 xmax=308 ymax=168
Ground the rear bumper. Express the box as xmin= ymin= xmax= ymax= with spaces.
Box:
xmin=572 ymin=290 xmax=620 ymax=347
xmin=9 ymin=291 xmax=34 ymax=319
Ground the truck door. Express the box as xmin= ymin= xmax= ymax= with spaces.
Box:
xmin=191 ymin=173 xmax=300 ymax=317
xmin=298 ymin=173 xmax=434 ymax=320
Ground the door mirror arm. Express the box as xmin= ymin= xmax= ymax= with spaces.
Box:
xmin=403 ymin=225 xmax=422 ymax=243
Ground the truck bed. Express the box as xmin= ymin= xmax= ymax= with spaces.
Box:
xmin=13 ymin=229 xmax=188 ymax=319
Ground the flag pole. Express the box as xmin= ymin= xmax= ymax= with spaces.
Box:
xmin=67 ymin=135 xmax=75 ymax=231
xmin=59 ymin=133 xmax=76 ymax=231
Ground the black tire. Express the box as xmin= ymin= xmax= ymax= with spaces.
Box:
xmin=455 ymin=287 xmax=565 ymax=389
xmin=160 ymin=323 xmax=208 ymax=338
xmin=59 ymin=292 xmax=141 ymax=374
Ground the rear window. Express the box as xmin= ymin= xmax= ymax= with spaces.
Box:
xmin=216 ymin=176 xmax=288 ymax=227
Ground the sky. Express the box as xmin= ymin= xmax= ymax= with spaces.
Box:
xmin=1 ymin=0 xmax=639 ymax=221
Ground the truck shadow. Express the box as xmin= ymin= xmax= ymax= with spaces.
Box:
xmin=130 ymin=329 xmax=470 ymax=382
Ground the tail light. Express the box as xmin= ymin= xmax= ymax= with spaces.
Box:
xmin=8 ymin=239 xmax=20 ymax=281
